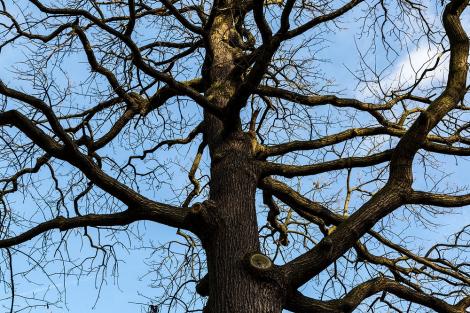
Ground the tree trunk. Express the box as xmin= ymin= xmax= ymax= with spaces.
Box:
xmin=202 ymin=132 xmax=284 ymax=313
xmin=199 ymin=7 xmax=286 ymax=311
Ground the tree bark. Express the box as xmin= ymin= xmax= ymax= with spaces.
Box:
xmin=202 ymin=132 xmax=284 ymax=313
xmin=199 ymin=7 xmax=285 ymax=311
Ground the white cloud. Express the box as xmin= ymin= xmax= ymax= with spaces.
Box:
xmin=387 ymin=45 xmax=448 ymax=90
xmin=356 ymin=43 xmax=448 ymax=102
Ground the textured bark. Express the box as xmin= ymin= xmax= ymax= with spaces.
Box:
xmin=202 ymin=133 xmax=283 ymax=313
xmin=199 ymin=6 xmax=285 ymax=311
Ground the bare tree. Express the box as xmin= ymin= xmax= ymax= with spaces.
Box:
xmin=0 ymin=0 xmax=469 ymax=312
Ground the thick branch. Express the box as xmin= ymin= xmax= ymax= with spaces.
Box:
xmin=281 ymin=0 xmax=364 ymax=40
xmin=408 ymin=190 xmax=470 ymax=207
xmin=259 ymin=150 xmax=393 ymax=178
xmin=261 ymin=177 xmax=470 ymax=286
xmin=256 ymin=85 xmax=430 ymax=111
xmin=388 ymin=0 xmax=469 ymax=185
xmin=259 ymin=177 xmax=339 ymax=226
xmin=286 ymin=277 xmax=468 ymax=313
xmin=0 ymin=209 xmax=181 ymax=248
xmin=0 ymin=110 xmax=190 ymax=229
xmin=280 ymin=0 xmax=469 ymax=289
xmin=260 ymin=126 xmax=470 ymax=158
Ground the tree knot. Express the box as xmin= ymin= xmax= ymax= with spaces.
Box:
xmin=187 ymin=200 xmax=218 ymax=237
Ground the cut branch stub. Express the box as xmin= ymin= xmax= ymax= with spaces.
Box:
xmin=244 ymin=252 xmax=287 ymax=294
xmin=249 ymin=253 xmax=273 ymax=271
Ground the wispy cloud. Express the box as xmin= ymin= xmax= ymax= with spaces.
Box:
xmin=387 ymin=44 xmax=448 ymax=90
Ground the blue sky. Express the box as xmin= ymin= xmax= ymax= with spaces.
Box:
xmin=1 ymin=1 xmax=470 ymax=312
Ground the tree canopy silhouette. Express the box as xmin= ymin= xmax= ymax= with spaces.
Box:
xmin=0 ymin=0 xmax=469 ymax=312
